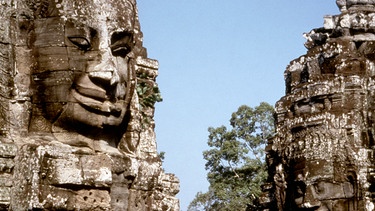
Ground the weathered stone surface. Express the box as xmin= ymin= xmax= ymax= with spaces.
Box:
xmin=152 ymin=173 xmax=180 ymax=211
xmin=0 ymin=144 xmax=17 ymax=158
xmin=0 ymin=0 xmax=179 ymax=210
xmin=337 ymin=0 xmax=375 ymax=11
xmin=261 ymin=1 xmax=375 ymax=210
xmin=0 ymin=187 xmax=10 ymax=204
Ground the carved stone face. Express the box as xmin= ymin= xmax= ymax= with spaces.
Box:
xmin=31 ymin=0 xmax=136 ymax=132
xmin=291 ymin=160 xmax=355 ymax=210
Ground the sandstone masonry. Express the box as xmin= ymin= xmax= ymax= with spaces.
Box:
xmin=0 ymin=0 xmax=179 ymax=210
xmin=261 ymin=0 xmax=375 ymax=210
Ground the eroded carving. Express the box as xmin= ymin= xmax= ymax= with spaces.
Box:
xmin=0 ymin=0 xmax=179 ymax=210
xmin=260 ymin=1 xmax=375 ymax=210
xmin=27 ymin=0 xmax=138 ymax=156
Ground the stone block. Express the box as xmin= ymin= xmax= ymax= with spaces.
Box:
xmin=80 ymin=154 xmax=112 ymax=187
xmin=111 ymin=185 xmax=130 ymax=211
xmin=110 ymin=155 xmax=132 ymax=174
xmin=32 ymin=71 xmax=73 ymax=103
xmin=38 ymin=185 xmax=72 ymax=210
xmin=158 ymin=173 xmax=180 ymax=196
xmin=39 ymin=185 xmax=111 ymax=211
xmin=34 ymin=18 xmax=65 ymax=47
xmin=74 ymin=189 xmax=111 ymax=211
xmin=36 ymin=46 xmax=69 ymax=72
xmin=9 ymin=101 xmax=31 ymax=135
xmin=14 ymin=46 xmax=32 ymax=75
xmin=0 ymin=158 xmax=14 ymax=173
xmin=324 ymin=15 xmax=336 ymax=29
xmin=0 ymin=144 xmax=17 ymax=158
xmin=0 ymin=174 xmax=13 ymax=187
xmin=0 ymin=18 xmax=10 ymax=43
xmin=43 ymin=156 xmax=83 ymax=186
xmin=66 ymin=47 xmax=87 ymax=71
xmin=128 ymin=189 xmax=149 ymax=211
xmin=0 ymin=187 xmax=10 ymax=208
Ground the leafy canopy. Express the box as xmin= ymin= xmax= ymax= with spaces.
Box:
xmin=188 ymin=102 xmax=274 ymax=211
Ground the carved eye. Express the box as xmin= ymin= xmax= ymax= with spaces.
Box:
xmin=68 ymin=36 xmax=91 ymax=51
xmin=111 ymin=46 xmax=131 ymax=57
xmin=111 ymin=32 xmax=133 ymax=57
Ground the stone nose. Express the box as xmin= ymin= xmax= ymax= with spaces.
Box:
xmin=89 ymin=51 xmax=120 ymax=86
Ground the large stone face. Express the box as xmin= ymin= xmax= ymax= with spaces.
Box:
xmin=0 ymin=0 xmax=179 ymax=210
xmin=261 ymin=1 xmax=375 ymax=210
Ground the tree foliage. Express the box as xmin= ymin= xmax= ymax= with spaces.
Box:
xmin=188 ymin=102 xmax=275 ymax=211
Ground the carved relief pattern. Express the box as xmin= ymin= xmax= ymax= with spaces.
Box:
xmin=261 ymin=1 xmax=375 ymax=210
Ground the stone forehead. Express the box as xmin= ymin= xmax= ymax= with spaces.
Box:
xmin=25 ymin=0 xmax=136 ymax=29
xmin=56 ymin=0 xmax=135 ymax=27
xmin=29 ymin=0 xmax=136 ymax=31
xmin=57 ymin=0 xmax=134 ymax=17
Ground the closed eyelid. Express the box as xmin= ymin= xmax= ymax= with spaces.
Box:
xmin=110 ymin=32 xmax=134 ymax=57
xmin=110 ymin=39 xmax=130 ymax=49
xmin=68 ymin=36 xmax=91 ymax=50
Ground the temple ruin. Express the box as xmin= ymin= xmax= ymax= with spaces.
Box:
xmin=261 ymin=0 xmax=375 ymax=210
xmin=0 ymin=0 xmax=179 ymax=210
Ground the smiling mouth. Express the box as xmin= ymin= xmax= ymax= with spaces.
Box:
xmin=75 ymin=83 xmax=108 ymax=101
xmin=71 ymin=88 xmax=124 ymax=113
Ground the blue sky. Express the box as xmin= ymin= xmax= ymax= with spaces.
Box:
xmin=137 ymin=1 xmax=339 ymax=210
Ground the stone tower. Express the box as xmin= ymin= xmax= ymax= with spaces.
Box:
xmin=261 ymin=0 xmax=375 ymax=210
xmin=0 ymin=0 xmax=179 ymax=210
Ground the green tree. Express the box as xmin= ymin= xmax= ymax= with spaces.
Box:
xmin=188 ymin=102 xmax=275 ymax=211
